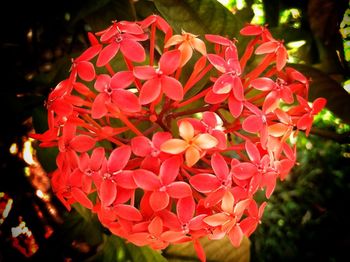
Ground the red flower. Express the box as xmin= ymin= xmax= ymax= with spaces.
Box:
xmin=134 ymin=50 xmax=183 ymax=104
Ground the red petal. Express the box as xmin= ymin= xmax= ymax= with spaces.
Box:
xmin=240 ymin=217 xmax=257 ymax=237
xmin=203 ymin=213 xmax=230 ymax=226
xmin=90 ymin=147 xmax=105 ymax=171
xmin=161 ymin=76 xmax=183 ymax=101
xmin=110 ymin=71 xmax=134 ymax=89
xmin=94 ymin=74 xmax=111 ymax=92
xmin=312 ymin=98 xmax=327 ymax=114
xmin=190 ymin=173 xmax=221 ymax=193
xmin=167 ymin=182 xmax=192 ymax=198
xmin=120 ymin=39 xmax=145 ymax=62
xmin=115 ymin=171 xmax=137 ymax=189
xmin=108 ymin=145 xmax=131 ymax=172
xmin=115 ymin=204 xmax=143 ymax=221
xmin=152 ymin=132 xmax=172 ymax=149
xmin=204 ymin=188 xmax=226 ymax=207
xmin=228 ymin=225 xmax=243 ymax=247
xmin=205 ymin=89 xmax=228 ymax=104
xmin=112 ymin=89 xmax=141 ymax=112
xmin=211 ymin=153 xmax=229 ymax=181
xmin=194 ymin=239 xmax=206 ymax=262
xmin=150 ymin=191 xmax=169 ymax=211
xmin=205 ymin=34 xmax=231 ymax=45
xmin=255 ymin=41 xmax=279 ymax=54
xmin=71 ymin=187 xmax=93 ymax=209
xmin=207 ymin=54 xmax=227 ymax=73
xmin=232 ymin=162 xmax=257 ymax=180
xmin=96 ymin=42 xmax=120 ymax=67
xmin=177 ymin=196 xmax=195 ymax=224
xmin=70 ymin=135 xmax=95 ymax=152
xmin=75 ymin=45 xmax=102 ymax=62
xmin=100 ymin=179 xmax=117 ymax=206
xmin=131 ymin=136 xmax=152 ymax=156
xmin=276 ymin=46 xmax=287 ymax=71
xmin=228 ymin=95 xmax=243 ymax=118
xmin=250 ymin=77 xmax=275 ymax=91
xmin=160 ymin=156 xmax=181 ymax=185
xmin=133 ymin=66 xmax=156 ymax=80
xmin=240 ymin=25 xmax=263 ymax=36
xmin=242 ymin=115 xmax=263 ymax=133
xmin=91 ymin=93 xmax=108 ymax=119
xmin=76 ymin=61 xmax=95 ymax=81
xmin=139 ymin=78 xmax=162 ymax=105
xmin=133 ymin=169 xmax=161 ymax=190
xmin=245 ymin=140 xmax=261 ymax=163
xmin=148 ymin=216 xmax=163 ymax=236
xmin=159 ymin=50 xmax=181 ymax=75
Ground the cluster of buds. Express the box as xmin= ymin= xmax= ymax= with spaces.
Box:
xmin=32 ymin=15 xmax=326 ymax=261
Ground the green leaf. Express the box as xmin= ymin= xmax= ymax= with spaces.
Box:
xmin=291 ymin=64 xmax=350 ymax=125
xmin=125 ymin=243 xmax=168 ymax=262
xmin=164 ymin=236 xmax=250 ymax=262
xmin=153 ymin=0 xmax=244 ymax=37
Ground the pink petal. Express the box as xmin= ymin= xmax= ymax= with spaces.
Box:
xmin=96 ymin=42 xmax=120 ymax=67
xmin=110 ymin=71 xmax=134 ymax=89
xmin=177 ymin=196 xmax=195 ymax=224
xmin=234 ymin=199 xmax=251 ymax=216
xmin=263 ymin=91 xmax=279 ymax=113
xmin=71 ymin=187 xmax=93 ymax=209
xmin=152 ymin=132 xmax=172 ymax=149
xmin=160 ymin=156 xmax=181 ymax=185
xmin=240 ymin=25 xmax=263 ymax=36
xmin=120 ymin=39 xmax=145 ymax=62
xmin=114 ymin=204 xmax=143 ymax=221
xmin=178 ymin=43 xmax=193 ymax=67
xmin=76 ymin=61 xmax=95 ymax=81
xmin=250 ymin=77 xmax=275 ymax=91
xmin=213 ymin=74 xmax=233 ymax=94
xmin=190 ymin=173 xmax=221 ymax=193
xmin=239 ymin=217 xmax=257 ymax=237
xmin=164 ymin=35 xmax=184 ymax=47
xmin=112 ymin=89 xmax=141 ymax=113
xmin=167 ymin=182 xmax=192 ymax=198
xmin=159 ymin=50 xmax=181 ymax=75
xmin=100 ymin=179 xmax=117 ymax=206
xmin=133 ymin=169 xmax=161 ymax=190
xmin=108 ymin=145 xmax=131 ymax=172
xmin=70 ymin=135 xmax=95 ymax=152
xmin=211 ymin=153 xmax=229 ymax=181
xmin=268 ymin=123 xmax=288 ymax=137
xmin=94 ymin=74 xmax=111 ymax=92
xmin=204 ymin=188 xmax=226 ymax=207
xmin=161 ymin=231 xmax=186 ymax=242
xmin=139 ymin=78 xmax=162 ymax=105
xmin=242 ymin=115 xmax=263 ymax=133
xmin=312 ymin=97 xmax=327 ymax=114
xmin=161 ymin=76 xmax=183 ymax=101
xmin=161 ymin=139 xmax=188 ymax=154
xmin=150 ymin=191 xmax=169 ymax=211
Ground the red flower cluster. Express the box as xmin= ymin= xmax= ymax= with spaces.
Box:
xmin=32 ymin=15 xmax=326 ymax=261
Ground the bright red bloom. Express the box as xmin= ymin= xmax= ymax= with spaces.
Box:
xmin=32 ymin=15 xmax=326 ymax=262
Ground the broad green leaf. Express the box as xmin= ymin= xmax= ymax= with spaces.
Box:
xmin=153 ymin=0 xmax=244 ymax=37
xmin=125 ymin=243 xmax=168 ymax=262
xmin=164 ymin=236 xmax=250 ymax=262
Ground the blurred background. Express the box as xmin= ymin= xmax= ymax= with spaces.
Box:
xmin=1 ymin=0 xmax=349 ymax=261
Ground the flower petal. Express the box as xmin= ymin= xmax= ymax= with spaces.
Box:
xmin=160 ymin=156 xmax=182 ymax=185
xmin=139 ymin=78 xmax=161 ymax=105
xmin=161 ymin=76 xmax=183 ymax=101
xmin=159 ymin=49 xmax=181 ymax=75
xmin=133 ymin=169 xmax=161 ymax=190
xmin=150 ymin=191 xmax=169 ymax=211
xmin=250 ymin=77 xmax=275 ymax=91
xmin=242 ymin=115 xmax=263 ymax=133
xmin=70 ymin=135 xmax=95 ymax=152
xmin=166 ymin=182 xmax=192 ymax=198
xmin=131 ymin=136 xmax=152 ymax=156
xmin=228 ymin=225 xmax=243 ymax=247
xmin=232 ymin=162 xmax=257 ymax=180
xmin=114 ymin=204 xmax=143 ymax=221
xmin=76 ymin=61 xmax=95 ymax=81
xmin=211 ymin=153 xmax=229 ymax=181
xmin=108 ymin=145 xmax=131 ymax=172
xmin=112 ymin=89 xmax=141 ymax=113
xmin=110 ymin=71 xmax=134 ymax=89
xmin=161 ymin=139 xmax=188 ymax=154
xmin=185 ymin=146 xmax=200 ymax=167
xmin=97 ymin=42 xmax=120 ymax=67
xmin=100 ymin=179 xmax=117 ymax=206
xmin=190 ymin=173 xmax=221 ymax=193
xmin=203 ymin=213 xmax=230 ymax=226
xmin=193 ymin=134 xmax=218 ymax=149
xmin=177 ymin=196 xmax=195 ymax=224
xmin=71 ymin=187 xmax=93 ymax=209
xmin=120 ymin=39 xmax=145 ymax=62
